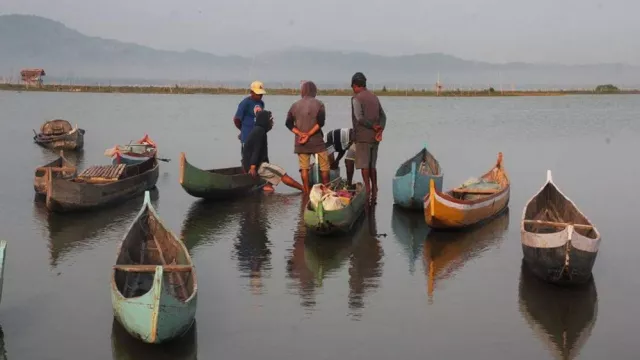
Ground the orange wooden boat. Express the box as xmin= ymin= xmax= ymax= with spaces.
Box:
xmin=424 ymin=152 xmax=510 ymax=229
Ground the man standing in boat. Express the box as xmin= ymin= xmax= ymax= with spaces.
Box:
xmin=243 ymin=109 xmax=304 ymax=193
xmin=324 ymin=128 xmax=356 ymax=187
xmin=350 ymin=72 xmax=386 ymax=204
xmin=285 ymin=80 xmax=330 ymax=194
xmin=233 ymin=81 xmax=266 ymax=162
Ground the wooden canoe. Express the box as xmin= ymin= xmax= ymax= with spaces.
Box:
xmin=33 ymin=119 xmax=85 ymax=151
xmin=179 ymin=152 xmax=264 ymax=200
xmin=518 ymin=261 xmax=597 ymax=360
xmin=111 ymin=191 xmax=197 ymax=344
xmin=521 ymin=170 xmax=601 ymax=285
xmin=303 ymin=180 xmax=367 ymax=235
xmin=109 ymin=134 xmax=158 ymax=165
xmin=393 ymin=146 xmax=443 ymax=211
xmin=424 ymin=152 xmax=509 ymax=229
xmin=423 ymin=209 xmax=509 ymax=304
xmin=34 ymin=150 xmax=77 ymax=197
xmin=0 ymin=240 xmax=6 ymax=305
xmin=45 ymin=156 xmax=159 ymax=212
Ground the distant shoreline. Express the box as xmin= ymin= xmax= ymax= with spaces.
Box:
xmin=1 ymin=83 xmax=638 ymax=97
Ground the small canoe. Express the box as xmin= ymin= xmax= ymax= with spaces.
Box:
xmin=0 ymin=240 xmax=6 ymax=305
xmin=425 ymin=152 xmax=509 ymax=229
xmin=107 ymin=134 xmax=158 ymax=165
xmin=518 ymin=260 xmax=597 ymax=360
xmin=179 ymin=152 xmax=263 ymax=200
xmin=33 ymin=119 xmax=85 ymax=151
xmin=521 ymin=170 xmax=601 ymax=285
xmin=304 ymin=180 xmax=367 ymax=235
xmin=45 ymin=156 xmax=159 ymax=212
xmin=309 ymin=154 xmax=341 ymax=186
xmin=34 ymin=150 xmax=77 ymax=197
xmin=111 ymin=191 xmax=197 ymax=344
xmin=393 ymin=146 xmax=443 ymax=210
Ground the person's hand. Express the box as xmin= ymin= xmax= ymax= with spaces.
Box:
xmin=373 ymin=125 xmax=383 ymax=142
xmin=298 ymin=133 xmax=309 ymax=144
xmin=249 ymin=166 xmax=257 ymax=177
xmin=238 ymin=133 xmax=241 ymax=141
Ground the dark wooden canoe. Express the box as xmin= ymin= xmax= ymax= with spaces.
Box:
xmin=33 ymin=119 xmax=85 ymax=151
xmin=111 ymin=191 xmax=197 ymax=344
xmin=34 ymin=150 xmax=77 ymax=197
xmin=45 ymin=156 xmax=159 ymax=212
xmin=303 ymin=179 xmax=367 ymax=236
xmin=179 ymin=152 xmax=263 ymax=200
xmin=521 ymin=170 xmax=601 ymax=286
xmin=518 ymin=261 xmax=598 ymax=360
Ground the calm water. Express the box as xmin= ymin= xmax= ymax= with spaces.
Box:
xmin=0 ymin=91 xmax=639 ymax=359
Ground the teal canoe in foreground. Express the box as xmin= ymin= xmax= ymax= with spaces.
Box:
xmin=111 ymin=191 xmax=197 ymax=344
xmin=304 ymin=180 xmax=367 ymax=235
xmin=0 ymin=240 xmax=6 ymax=305
xmin=392 ymin=146 xmax=443 ymax=211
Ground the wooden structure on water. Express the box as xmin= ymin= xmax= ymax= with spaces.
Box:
xmin=20 ymin=68 xmax=46 ymax=87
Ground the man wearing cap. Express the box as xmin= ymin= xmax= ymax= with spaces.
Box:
xmin=350 ymin=72 xmax=386 ymax=204
xmin=233 ymin=81 xmax=266 ymax=161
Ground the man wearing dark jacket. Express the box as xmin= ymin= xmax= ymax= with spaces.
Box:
xmin=243 ymin=110 xmax=304 ymax=193
xmin=350 ymin=72 xmax=386 ymax=204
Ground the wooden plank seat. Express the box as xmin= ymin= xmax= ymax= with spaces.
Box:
xmin=77 ymin=164 xmax=126 ymax=183
xmin=113 ymin=264 xmax=193 ymax=272
xmin=523 ymin=219 xmax=593 ymax=230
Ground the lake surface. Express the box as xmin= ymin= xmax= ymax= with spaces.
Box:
xmin=0 ymin=91 xmax=638 ymax=359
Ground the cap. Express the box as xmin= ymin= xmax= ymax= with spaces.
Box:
xmin=250 ymin=81 xmax=266 ymax=95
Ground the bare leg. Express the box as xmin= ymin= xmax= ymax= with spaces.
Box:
xmin=320 ymin=171 xmax=330 ymax=185
xmin=346 ymin=159 xmax=355 ymax=187
xmin=300 ymin=169 xmax=310 ymax=194
xmin=370 ymin=168 xmax=378 ymax=205
xmin=361 ymin=169 xmax=371 ymax=205
xmin=282 ymin=174 xmax=304 ymax=192
xmin=263 ymin=184 xmax=275 ymax=192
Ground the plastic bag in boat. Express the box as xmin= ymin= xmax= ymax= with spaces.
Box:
xmin=309 ymin=184 xmax=326 ymax=209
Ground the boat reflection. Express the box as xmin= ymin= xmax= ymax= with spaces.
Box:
xmin=110 ymin=318 xmax=197 ymax=360
xmin=287 ymin=201 xmax=383 ymax=318
xmin=179 ymin=199 xmax=246 ymax=253
xmin=0 ymin=325 xmax=7 ymax=360
xmin=518 ymin=261 xmax=598 ymax=360
xmin=32 ymin=188 xmax=159 ymax=269
xmin=391 ymin=206 xmax=430 ymax=274
xmin=422 ymin=209 xmax=509 ymax=304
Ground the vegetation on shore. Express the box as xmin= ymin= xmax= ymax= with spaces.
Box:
xmin=0 ymin=83 xmax=636 ymax=97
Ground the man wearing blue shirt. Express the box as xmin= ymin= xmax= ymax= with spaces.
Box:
xmin=234 ymin=81 xmax=266 ymax=161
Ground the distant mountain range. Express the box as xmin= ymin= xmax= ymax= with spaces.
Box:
xmin=1 ymin=14 xmax=639 ymax=88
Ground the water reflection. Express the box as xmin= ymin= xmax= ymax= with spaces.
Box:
xmin=32 ymin=189 xmax=159 ymax=269
xmin=180 ymin=199 xmax=245 ymax=252
xmin=348 ymin=206 xmax=384 ymax=319
xmin=233 ymin=196 xmax=272 ymax=296
xmin=0 ymin=326 xmax=7 ymax=360
xmin=422 ymin=209 xmax=509 ymax=304
xmin=391 ymin=206 xmax=430 ymax=274
xmin=518 ymin=261 xmax=598 ymax=360
xmin=288 ymin=203 xmax=384 ymax=318
xmin=111 ymin=318 xmax=197 ymax=360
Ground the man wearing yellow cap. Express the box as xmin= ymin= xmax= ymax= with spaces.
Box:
xmin=233 ymin=81 xmax=266 ymax=161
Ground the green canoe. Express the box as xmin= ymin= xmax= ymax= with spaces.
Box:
xmin=111 ymin=191 xmax=197 ymax=344
xmin=303 ymin=180 xmax=367 ymax=235
xmin=179 ymin=152 xmax=264 ymax=200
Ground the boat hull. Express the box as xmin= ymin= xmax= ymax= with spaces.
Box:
xmin=521 ymin=227 xmax=599 ymax=285
xmin=179 ymin=152 xmax=263 ymax=200
xmin=304 ymin=183 xmax=367 ymax=235
xmin=45 ymin=158 xmax=159 ymax=212
xmin=112 ymin=153 xmax=153 ymax=166
xmin=34 ymin=152 xmax=77 ymax=197
xmin=425 ymin=188 xmax=510 ymax=229
xmin=392 ymin=147 xmax=443 ymax=211
xmin=0 ymin=240 xmax=6 ymax=304
xmin=111 ymin=267 xmax=197 ymax=344
xmin=34 ymin=127 xmax=85 ymax=151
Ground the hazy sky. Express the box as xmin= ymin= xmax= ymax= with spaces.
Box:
xmin=3 ymin=0 xmax=639 ymax=65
